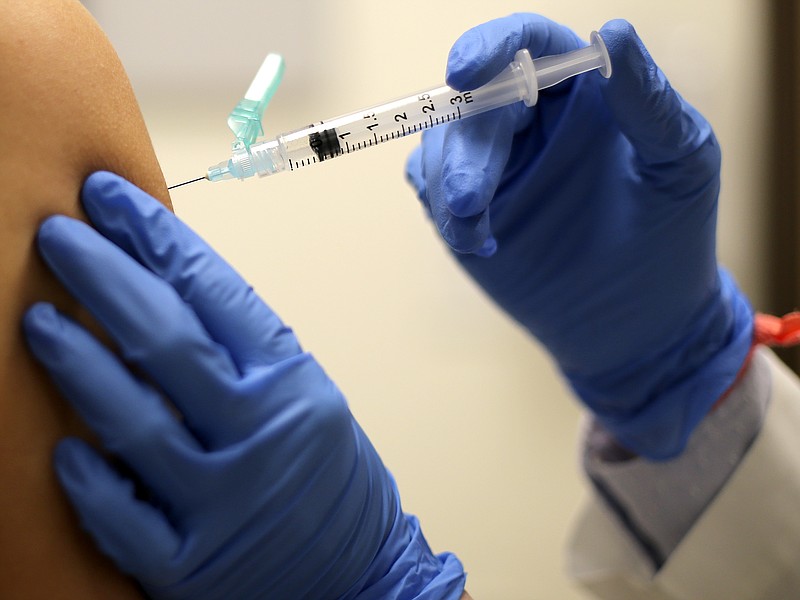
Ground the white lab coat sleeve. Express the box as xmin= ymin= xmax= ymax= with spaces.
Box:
xmin=566 ymin=347 xmax=800 ymax=599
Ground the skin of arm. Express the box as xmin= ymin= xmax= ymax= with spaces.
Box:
xmin=0 ymin=0 xmax=169 ymax=596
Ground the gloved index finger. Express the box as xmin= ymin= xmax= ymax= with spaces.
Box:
xmin=35 ymin=210 xmax=293 ymax=449
xmin=446 ymin=13 xmax=584 ymax=91
xmin=81 ymin=172 xmax=302 ymax=372
xmin=36 ymin=215 xmax=248 ymax=448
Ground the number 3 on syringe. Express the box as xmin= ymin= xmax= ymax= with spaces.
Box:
xmin=450 ymin=91 xmax=473 ymax=105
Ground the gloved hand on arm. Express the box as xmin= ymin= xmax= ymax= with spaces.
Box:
xmin=23 ymin=172 xmax=466 ymax=600
xmin=405 ymin=15 xmax=753 ymax=459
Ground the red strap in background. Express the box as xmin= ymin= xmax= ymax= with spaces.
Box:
xmin=754 ymin=312 xmax=800 ymax=347
xmin=714 ymin=312 xmax=800 ymax=410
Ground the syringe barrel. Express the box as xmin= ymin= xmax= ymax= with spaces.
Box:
xmin=248 ymin=54 xmax=536 ymax=177
xmin=249 ymin=140 xmax=284 ymax=176
xmin=208 ymin=31 xmax=611 ymax=182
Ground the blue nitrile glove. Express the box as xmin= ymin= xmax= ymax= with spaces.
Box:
xmin=405 ymin=16 xmax=753 ymax=459
xmin=23 ymin=171 xmax=466 ymax=600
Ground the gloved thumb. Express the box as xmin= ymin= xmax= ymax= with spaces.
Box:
xmin=599 ymin=19 xmax=719 ymax=169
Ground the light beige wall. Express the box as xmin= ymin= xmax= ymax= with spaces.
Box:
xmin=87 ymin=2 xmax=767 ymax=598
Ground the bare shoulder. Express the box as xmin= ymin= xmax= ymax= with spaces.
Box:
xmin=0 ymin=0 xmax=168 ymax=204
xmin=0 ymin=2 xmax=168 ymax=598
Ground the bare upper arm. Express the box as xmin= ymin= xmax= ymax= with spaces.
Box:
xmin=0 ymin=1 xmax=170 ymax=596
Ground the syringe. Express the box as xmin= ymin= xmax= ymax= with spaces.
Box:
xmin=171 ymin=32 xmax=611 ymax=189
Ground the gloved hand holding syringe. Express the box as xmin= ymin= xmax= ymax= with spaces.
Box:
xmin=168 ymin=30 xmax=611 ymax=189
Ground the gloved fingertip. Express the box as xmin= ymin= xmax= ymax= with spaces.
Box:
xmin=446 ymin=27 xmax=504 ymax=90
xmin=36 ymin=214 xmax=96 ymax=261
xmin=36 ymin=214 xmax=72 ymax=247
xmin=53 ymin=438 xmax=180 ymax=583
xmin=439 ymin=210 xmax=492 ymax=255
xmin=475 ymin=236 xmax=497 ymax=257
xmin=598 ymin=19 xmax=639 ymax=50
xmin=81 ymin=171 xmax=125 ymax=211
xmin=445 ymin=14 xmax=537 ymax=91
xmin=23 ymin=303 xmax=66 ymax=363
xmin=53 ymin=437 xmax=97 ymax=492
xmin=35 ymin=217 xmax=100 ymax=282
xmin=83 ymin=170 xmax=122 ymax=192
xmin=442 ymin=176 xmax=489 ymax=218
xmin=445 ymin=45 xmax=477 ymax=91
xmin=23 ymin=301 xmax=59 ymax=333
xmin=598 ymin=19 xmax=653 ymax=88
xmin=54 ymin=437 xmax=140 ymax=517
xmin=82 ymin=170 xmax=164 ymax=227
xmin=53 ymin=436 xmax=81 ymax=468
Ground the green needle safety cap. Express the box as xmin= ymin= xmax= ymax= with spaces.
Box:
xmin=227 ymin=53 xmax=285 ymax=147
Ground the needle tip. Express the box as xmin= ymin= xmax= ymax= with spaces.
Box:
xmin=167 ymin=176 xmax=207 ymax=190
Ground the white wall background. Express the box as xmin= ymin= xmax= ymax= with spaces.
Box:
xmin=84 ymin=2 xmax=768 ymax=598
